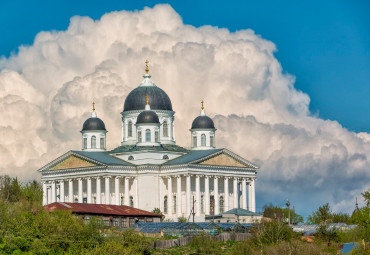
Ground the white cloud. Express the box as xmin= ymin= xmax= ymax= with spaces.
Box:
xmin=0 ymin=4 xmax=369 ymax=214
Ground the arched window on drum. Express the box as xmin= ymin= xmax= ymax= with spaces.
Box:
xmin=201 ymin=134 xmax=206 ymax=146
xmin=163 ymin=121 xmax=168 ymax=137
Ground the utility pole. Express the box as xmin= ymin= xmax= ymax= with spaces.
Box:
xmin=286 ymin=199 xmax=291 ymax=226
xmin=293 ymin=206 xmax=295 ymax=225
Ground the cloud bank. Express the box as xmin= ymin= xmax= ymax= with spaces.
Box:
xmin=0 ymin=4 xmax=369 ymax=215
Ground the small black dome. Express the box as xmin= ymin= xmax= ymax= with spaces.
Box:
xmin=136 ymin=110 xmax=160 ymax=124
xmin=124 ymin=86 xmax=172 ymax=111
xmin=82 ymin=117 xmax=106 ymax=131
xmin=191 ymin=116 xmax=215 ymax=129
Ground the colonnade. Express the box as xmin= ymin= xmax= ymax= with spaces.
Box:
xmin=42 ymin=176 xmax=136 ymax=206
xmin=162 ymin=175 xmax=256 ymax=218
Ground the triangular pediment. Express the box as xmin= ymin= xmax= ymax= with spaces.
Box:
xmin=51 ymin=155 xmax=97 ymax=170
xmin=198 ymin=153 xmax=248 ymax=168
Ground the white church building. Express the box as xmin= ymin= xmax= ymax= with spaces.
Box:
xmin=38 ymin=62 xmax=259 ymax=222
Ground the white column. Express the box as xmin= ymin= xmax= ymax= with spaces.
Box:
xmin=168 ymin=177 xmax=173 ymax=216
xmin=251 ymin=179 xmax=256 ymax=212
xmin=105 ymin=176 xmax=110 ymax=205
xmin=124 ymin=177 xmax=130 ymax=206
xmin=176 ymin=175 xmax=182 ymax=217
xmin=60 ymin=180 xmax=65 ymax=203
xmin=78 ymin=178 xmax=83 ymax=203
xmin=87 ymin=178 xmax=92 ymax=203
xmin=51 ymin=181 xmax=56 ymax=203
xmin=205 ymin=176 xmax=210 ymax=215
xmin=242 ymin=178 xmax=247 ymax=209
xmin=135 ymin=177 xmax=138 ymax=207
xmin=248 ymin=180 xmax=252 ymax=211
xmin=42 ymin=182 xmax=47 ymax=205
xmin=115 ymin=177 xmax=120 ymax=205
xmin=47 ymin=186 xmax=51 ymax=204
xmin=96 ymin=177 xmax=101 ymax=204
xmin=69 ymin=179 xmax=73 ymax=202
xmin=233 ymin=178 xmax=238 ymax=209
xmin=224 ymin=177 xmax=229 ymax=212
xmin=214 ymin=176 xmax=219 ymax=215
xmin=186 ymin=175 xmax=191 ymax=216
xmin=195 ymin=175 xmax=200 ymax=216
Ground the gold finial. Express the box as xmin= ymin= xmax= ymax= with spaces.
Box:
xmin=146 ymin=94 xmax=149 ymax=105
xmin=92 ymin=101 xmax=95 ymax=111
xmin=201 ymin=100 xmax=204 ymax=110
xmin=145 ymin=60 xmax=149 ymax=74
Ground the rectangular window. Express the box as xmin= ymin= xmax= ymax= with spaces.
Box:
xmin=192 ymin=136 xmax=197 ymax=147
xmin=155 ymin=131 xmax=159 ymax=142
xmin=100 ymin=138 xmax=104 ymax=149
xmin=138 ymin=131 xmax=142 ymax=142
xmin=210 ymin=136 xmax=214 ymax=147
xmin=83 ymin=138 xmax=87 ymax=149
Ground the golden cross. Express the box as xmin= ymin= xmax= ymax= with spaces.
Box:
xmin=201 ymin=100 xmax=204 ymax=110
xmin=92 ymin=101 xmax=95 ymax=111
xmin=145 ymin=60 xmax=149 ymax=74
xmin=146 ymin=94 xmax=149 ymax=105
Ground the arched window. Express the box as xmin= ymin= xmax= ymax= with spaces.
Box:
xmin=193 ymin=136 xmax=197 ymax=147
xmin=155 ymin=131 xmax=159 ymax=142
xmin=146 ymin=129 xmax=151 ymax=142
xmin=163 ymin=121 xmax=168 ymax=137
xmin=164 ymin=196 xmax=168 ymax=213
xmin=138 ymin=131 xmax=142 ymax=142
xmin=210 ymin=136 xmax=214 ymax=147
xmin=100 ymin=138 xmax=104 ymax=149
xmin=173 ymin=196 xmax=176 ymax=213
xmin=121 ymin=196 xmax=124 ymax=205
xmin=163 ymin=155 xmax=169 ymax=160
xmin=128 ymin=121 xmax=132 ymax=137
xmin=201 ymin=134 xmax=206 ymax=146
xmin=130 ymin=196 xmax=134 ymax=207
xmin=91 ymin=136 xmax=96 ymax=148
xmin=83 ymin=138 xmax=87 ymax=149
xmin=128 ymin=156 xmax=134 ymax=160
xmin=220 ymin=196 xmax=224 ymax=213
xmin=74 ymin=198 xmax=78 ymax=203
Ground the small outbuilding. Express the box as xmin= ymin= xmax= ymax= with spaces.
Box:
xmin=44 ymin=202 xmax=162 ymax=227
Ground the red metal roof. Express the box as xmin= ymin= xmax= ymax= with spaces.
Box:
xmin=44 ymin=202 xmax=161 ymax=217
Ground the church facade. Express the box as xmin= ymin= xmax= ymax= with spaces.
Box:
xmin=38 ymin=62 xmax=259 ymax=222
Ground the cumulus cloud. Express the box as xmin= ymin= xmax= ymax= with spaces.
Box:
xmin=0 ymin=4 xmax=369 ymax=215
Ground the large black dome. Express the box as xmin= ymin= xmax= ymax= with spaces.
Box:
xmin=191 ymin=116 xmax=215 ymax=129
xmin=82 ymin=117 xmax=106 ymax=131
xmin=136 ymin=110 xmax=160 ymax=124
xmin=124 ymin=86 xmax=172 ymax=111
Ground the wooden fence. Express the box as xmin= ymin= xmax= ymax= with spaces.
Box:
xmin=151 ymin=232 xmax=251 ymax=249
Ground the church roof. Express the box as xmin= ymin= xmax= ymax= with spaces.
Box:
xmin=109 ymin=144 xmax=188 ymax=153
xmin=164 ymin=149 xmax=223 ymax=165
xmin=191 ymin=115 xmax=215 ymax=129
xmin=123 ymin=86 xmax=173 ymax=112
xmin=71 ymin=151 xmax=133 ymax=166
xmin=82 ymin=117 xmax=106 ymax=131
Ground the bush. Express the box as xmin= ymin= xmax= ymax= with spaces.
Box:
xmin=190 ymin=232 xmax=221 ymax=255
xmin=251 ymin=220 xmax=294 ymax=246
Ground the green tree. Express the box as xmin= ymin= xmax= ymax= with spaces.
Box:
xmin=263 ymin=204 xmax=303 ymax=224
xmin=152 ymin=207 xmax=164 ymax=221
xmin=308 ymin=203 xmax=332 ymax=224
xmin=332 ymin=212 xmax=351 ymax=224
xmin=362 ymin=189 xmax=370 ymax=207
xmin=351 ymin=206 xmax=370 ymax=241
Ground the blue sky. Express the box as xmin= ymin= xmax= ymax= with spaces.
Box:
xmin=1 ymin=0 xmax=369 ymax=133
